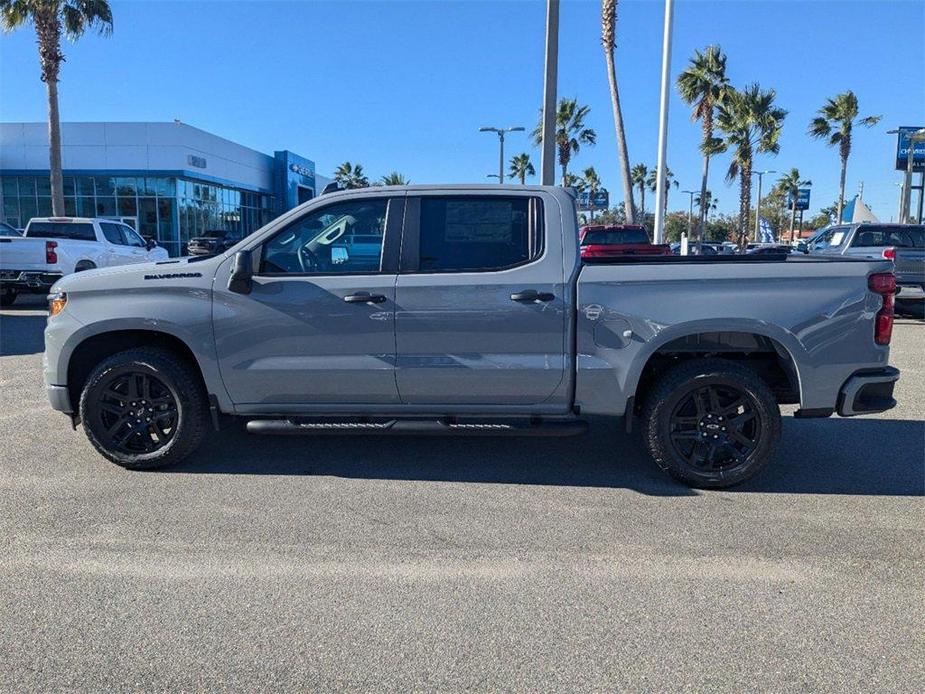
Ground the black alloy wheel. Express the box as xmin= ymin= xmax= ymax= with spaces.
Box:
xmin=94 ymin=371 xmax=179 ymax=454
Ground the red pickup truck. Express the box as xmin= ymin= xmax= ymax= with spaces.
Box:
xmin=579 ymin=224 xmax=672 ymax=258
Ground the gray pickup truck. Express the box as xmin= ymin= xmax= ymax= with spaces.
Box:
xmin=43 ymin=185 xmax=900 ymax=487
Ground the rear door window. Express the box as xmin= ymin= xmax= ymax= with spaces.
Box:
xmin=851 ymin=225 xmax=924 ymax=248
xmin=415 ymin=196 xmax=542 ymax=272
xmin=26 ymin=222 xmax=95 ymax=240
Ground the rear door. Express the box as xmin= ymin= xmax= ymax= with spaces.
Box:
xmin=394 ymin=193 xmax=568 ymax=408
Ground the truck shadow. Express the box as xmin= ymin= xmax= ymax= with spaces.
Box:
xmin=168 ymin=416 xmax=924 ymax=497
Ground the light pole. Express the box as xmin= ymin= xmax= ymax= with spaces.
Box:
xmin=486 ymin=174 xmax=502 ymax=182
xmin=479 ymin=126 xmax=525 ymax=184
xmin=888 ymin=128 xmax=925 ymax=224
xmin=652 ymin=0 xmax=674 ymax=244
xmin=682 ymin=189 xmax=696 ymax=239
xmin=540 ymin=0 xmax=559 ymax=186
xmin=751 ymin=169 xmax=776 ymax=240
xmin=895 ymin=182 xmax=904 ymax=222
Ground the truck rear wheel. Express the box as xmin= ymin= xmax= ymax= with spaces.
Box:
xmin=641 ymin=358 xmax=781 ymax=488
xmin=79 ymin=347 xmax=207 ymax=470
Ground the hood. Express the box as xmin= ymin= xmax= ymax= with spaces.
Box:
xmin=51 ymin=255 xmax=221 ymax=294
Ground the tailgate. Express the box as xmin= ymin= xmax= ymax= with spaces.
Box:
xmin=0 ymin=237 xmax=48 ymax=271
xmin=894 ymin=247 xmax=924 ymax=286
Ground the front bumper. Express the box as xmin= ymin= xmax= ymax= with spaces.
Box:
xmin=836 ymin=367 xmax=900 ymax=416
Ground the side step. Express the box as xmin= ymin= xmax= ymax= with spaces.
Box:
xmin=245 ymin=417 xmax=588 ymax=437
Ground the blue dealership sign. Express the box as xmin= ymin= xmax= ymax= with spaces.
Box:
xmin=577 ymin=189 xmax=609 ymax=210
xmin=787 ymin=187 xmax=811 ymax=211
xmin=895 ymin=126 xmax=925 ymax=172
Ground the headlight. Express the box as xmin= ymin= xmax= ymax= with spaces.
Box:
xmin=48 ymin=291 xmax=67 ymax=317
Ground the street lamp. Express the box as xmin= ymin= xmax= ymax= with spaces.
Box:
xmin=681 ymin=190 xmax=697 ymax=244
xmin=479 ymin=126 xmax=525 ymax=184
xmin=486 ymin=174 xmax=502 ymax=182
xmin=540 ymin=0 xmax=559 ymax=186
xmin=652 ymin=0 xmax=675 ymax=244
xmin=888 ymin=128 xmax=925 ymax=224
xmin=751 ymin=169 xmax=776 ymax=240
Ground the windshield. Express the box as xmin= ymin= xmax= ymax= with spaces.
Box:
xmin=0 ymin=223 xmax=20 ymax=237
xmin=25 ymin=222 xmax=95 ymax=240
xmin=581 ymin=228 xmax=649 ymax=245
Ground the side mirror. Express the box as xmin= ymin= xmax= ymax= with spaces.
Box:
xmin=797 ymin=242 xmax=808 ymax=254
xmin=228 ymin=250 xmax=253 ymax=294
xmin=145 ymin=238 xmax=157 ymax=251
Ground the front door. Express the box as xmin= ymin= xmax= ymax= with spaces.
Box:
xmin=394 ymin=194 xmax=568 ymax=407
xmin=213 ymin=195 xmax=403 ymax=407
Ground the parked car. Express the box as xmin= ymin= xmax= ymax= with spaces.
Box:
xmin=0 ymin=217 xmax=167 ymax=306
xmin=747 ymin=244 xmax=793 ymax=255
xmin=187 ymin=229 xmax=242 ymax=257
xmin=44 ymin=186 xmax=899 ymax=488
xmin=0 ymin=221 xmax=22 ymax=237
xmin=579 ymin=224 xmax=671 ymax=258
xmin=806 ymin=223 xmax=924 ymax=317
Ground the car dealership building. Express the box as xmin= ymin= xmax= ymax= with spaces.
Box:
xmin=0 ymin=121 xmax=329 ymax=256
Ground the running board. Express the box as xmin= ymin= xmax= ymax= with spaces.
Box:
xmin=245 ymin=417 xmax=588 ymax=437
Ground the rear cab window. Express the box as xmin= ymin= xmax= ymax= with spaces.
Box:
xmin=581 ymin=228 xmax=649 ymax=245
xmin=413 ymin=196 xmax=543 ymax=272
xmin=25 ymin=221 xmax=96 ymax=241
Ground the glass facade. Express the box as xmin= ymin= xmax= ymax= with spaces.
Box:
xmin=1 ymin=174 xmax=274 ymax=256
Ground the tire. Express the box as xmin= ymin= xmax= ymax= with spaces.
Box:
xmin=79 ymin=347 xmax=207 ymax=470
xmin=641 ymin=358 xmax=781 ymax=488
xmin=0 ymin=288 xmax=17 ymax=307
xmin=74 ymin=261 xmax=96 ymax=272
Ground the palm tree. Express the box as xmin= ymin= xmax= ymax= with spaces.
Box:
xmin=776 ymin=168 xmax=812 ymax=241
xmin=716 ymin=84 xmax=787 ymax=251
xmin=601 ymin=0 xmax=634 ymax=222
xmin=532 ymin=97 xmax=596 ymax=187
xmin=379 ymin=172 xmax=409 ymax=186
xmin=1 ymin=0 xmax=113 ymax=216
xmin=631 ymin=163 xmax=648 ymax=218
xmin=333 ymin=161 xmax=369 ymax=189
xmin=563 ymin=172 xmax=587 ymax=191
xmin=695 ymin=191 xmax=719 ymax=219
xmin=808 ymin=91 xmax=881 ymax=223
xmin=677 ymin=44 xmax=729 ymax=249
xmin=582 ymin=166 xmax=602 ymax=219
xmin=508 ymin=153 xmax=535 ymax=184
xmin=646 ymin=166 xmax=678 ymax=214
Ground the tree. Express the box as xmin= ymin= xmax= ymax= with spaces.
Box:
xmin=808 ymin=90 xmax=881 ymax=224
xmin=333 ymin=162 xmax=369 ymax=189
xmin=776 ymin=168 xmax=812 ymax=241
xmin=601 ymin=0 xmax=635 ymax=222
xmin=716 ymin=84 xmax=786 ymax=251
xmin=532 ymin=97 xmax=596 ymax=186
xmin=508 ymin=153 xmax=535 ymax=184
xmin=563 ymin=172 xmax=586 ymax=191
xmin=379 ymin=172 xmax=409 ymax=186
xmin=1 ymin=0 xmax=113 ymax=216
xmin=694 ymin=190 xmax=719 ymax=219
xmin=631 ymin=163 xmax=648 ymax=218
xmin=646 ymin=165 xmax=678 ymax=215
xmin=677 ymin=44 xmax=729 ymax=249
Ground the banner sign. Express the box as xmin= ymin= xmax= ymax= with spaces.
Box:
xmin=577 ymin=190 xmax=609 ymax=211
xmin=787 ymin=187 xmax=811 ymax=211
xmin=895 ymin=126 xmax=925 ymax=172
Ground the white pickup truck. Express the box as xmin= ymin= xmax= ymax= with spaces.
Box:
xmin=0 ymin=217 xmax=168 ymax=306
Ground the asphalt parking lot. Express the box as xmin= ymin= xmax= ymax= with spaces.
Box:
xmin=1 ymin=293 xmax=923 ymax=692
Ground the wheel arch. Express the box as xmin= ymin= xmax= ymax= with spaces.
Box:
xmin=628 ymin=321 xmax=805 ymax=411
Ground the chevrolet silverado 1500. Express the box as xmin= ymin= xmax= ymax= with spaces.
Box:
xmin=43 ymin=186 xmax=900 ymax=487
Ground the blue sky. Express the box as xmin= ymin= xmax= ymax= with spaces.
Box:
xmin=1 ymin=0 xmax=923 ymax=220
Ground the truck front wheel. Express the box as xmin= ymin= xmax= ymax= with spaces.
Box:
xmin=79 ymin=347 xmax=207 ymax=470
xmin=641 ymin=358 xmax=781 ymax=488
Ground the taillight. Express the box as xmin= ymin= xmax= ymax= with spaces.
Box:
xmin=45 ymin=241 xmax=58 ymax=264
xmin=882 ymin=247 xmax=896 ymax=261
xmin=868 ymin=272 xmax=896 ymax=345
